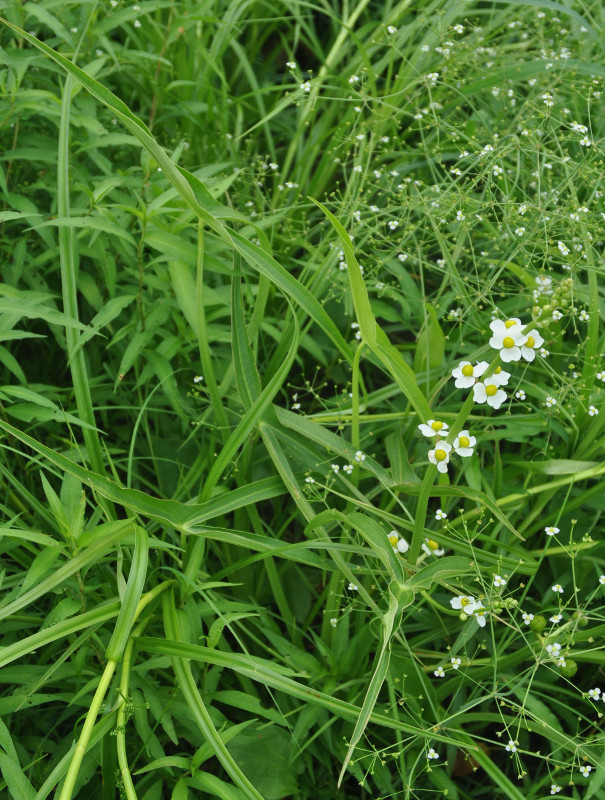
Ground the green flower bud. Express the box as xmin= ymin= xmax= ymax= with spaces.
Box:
xmin=572 ymin=611 xmax=589 ymax=627
xmin=559 ymin=659 xmax=578 ymax=678
xmin=529 ymin=614 xmax=547 ymax=633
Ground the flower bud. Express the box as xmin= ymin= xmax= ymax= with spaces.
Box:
xmin=529 ymin=614 xmax=547 ymax=633
xmin=559 ymin=659 xmax=578 ymax=678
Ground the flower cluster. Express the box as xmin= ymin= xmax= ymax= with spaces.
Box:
xmin=451 ymin=594 xmax=487 ymax=627
xmin=417 ymin=420 xmax=476 ymax=474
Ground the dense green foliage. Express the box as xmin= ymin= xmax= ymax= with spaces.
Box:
xmin=0 ymin=1 xmax=604 ymax=798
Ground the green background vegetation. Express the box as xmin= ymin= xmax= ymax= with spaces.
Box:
xmin=0 ymin=1 xmax=604 ymax=798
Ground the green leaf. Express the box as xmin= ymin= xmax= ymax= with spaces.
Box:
xmin=413 ymin=303 xmax=445 ymax=374
xmin=105 ymin=526 xmax=148 ymax=661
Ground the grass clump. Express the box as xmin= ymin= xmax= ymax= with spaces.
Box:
xmin=0 ymin=1 xmax=604 ymax=799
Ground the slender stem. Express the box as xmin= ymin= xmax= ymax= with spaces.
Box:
xmin=58 ymin=582 xmax=173 ymax=800
xmin=59 ymin=658 xmax=117 ymax=800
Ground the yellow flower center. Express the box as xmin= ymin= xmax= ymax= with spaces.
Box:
xmin=388 ymin=534 xmax=398 ymax=547
xmin=459 ymin=436 xmax=470 ymax=447
xmin=427 ymin=539 xmax=439 ymax=551
xmin=504 ymin=319 xmax=517 ymax=328
xmin=460 ymin=596 xmax=471 ymax=607
xmin=486 ymin=385 xmax=498 ymax=397
xmin=434 ymin=449 xmax=448 ymax=462
xmin=431 ymin=420 xmax=444 ymax=431
xmin=502 ymin=336 xmax=515 ymax=348
xmin=526 ymin=335 xmax=535 ymax=347
xmin=495 ymin=366 xmax=502 ymax=374
xmin=462 ymin=364 xmax=474 ymax=377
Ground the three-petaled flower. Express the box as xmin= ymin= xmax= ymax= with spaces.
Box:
xmin=453 ymin=430 xmax=476 ymax=456
xmin=418 ymin=419 xmax=449 ymax=437
xmin=452 ymin=360 xmax=488 ymax=388
xmin=489 ymin=318 xmax=528 ymax=362
xmin=473 ymin=378 xmax=507 ymax=409
xmin=428 ymin=441 xmax=452 ymax=473
xmin=519 ymin=329 xmax=544 ymax=362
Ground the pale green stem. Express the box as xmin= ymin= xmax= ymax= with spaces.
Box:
xmin=58 ymin=657 xmax=117 ymax=800
xmin=58 ymin=582 xmax=173 ymax=800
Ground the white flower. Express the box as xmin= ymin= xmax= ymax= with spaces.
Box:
xmin=521 ymin=612 xmax=534 ymax=625
xmin=557 ymin=241 xmax=570 ymax=256
xmin=489 ymin=318 xmax=528 ymax=362
xmin=305 ymin=477 xmax=315 ymax=484
xmin=427 ymin=748 xmax=439 ymax=760
xmin=387 ymin=25 xmax=397 ymax=34
xmin=490 ymin=366 xmax=511 ymax=387
xmin=286 ymin=61 xmax=297 ymax=69
xmin=588 ymin=687 xmax=601 ymax=699
xmin=550 ymin=784 xmax=562 ymax=795
xmin=456 ymin=210 xmax=465 ymax=221
xmin=539 ymin=348 xmax=549 ymax=357
xmin=428 ymin=442 xmax=452 ymax=473
xmin=354 ymin=450 xmax=366 ymax=463
xmin=452 ymin=360 xmax=489 ymax=388
xmin=453 ymin=431 xmax=476 ymax=456
xmin=493 ymin=575 xmax=506 ymax=587
xmin=545 ymin=526 xmax=560 ymax=536
xmin=343 ymin=464 xmax=354 ymax=475
xmin=580 ymin=765 xmax=592 ymax=777
xmin=545 ymin=396 xmax=557 ymax=408
xmin=300 ymin=81 xmax=311 ymax=92
xmin=348 ymin=582 xmax=358 ymax=591
xmin=450 ymin=657 xmax=462 ymax=669
xmin=550 ymin=614 xmax=563 ymax=623
xmin=515 ymin=389 xmax=526 ymax=400
xmin=433 ymin=665 xmax=445 ymax=677
xmin=552 ymin=584 xmax=564 ymax=594
xmin=505 ymin=740 xmax=517 ymax=752
xmin=193 ymin=375 xmax=204 ymax=384
xmin=599 ymin=575 xmax=605 ymax=585
xmin=451 ymin=595 xmax=480 ymax=614
xmin=589 ymin=405 xmax=599 ymax=416
xmin=435 ymin=508 xmax=447 ymax=520
xmin=422 ymin=538 xmax=445 ymax=556
xmin=388 ymin=531 xmax=409 ymax=554
xmin=348 ymin=74 xmax=359 ymax=84
xmin=515 ymin=227 xmax=525 ymax=236
xmin=472 ymin=603 xmax=487 ymax=627
xmin=546 ymin=642 xmax=561 ymax=656
xmin=579 ymin=137 xmax=592 ymax=146
xmin=557 ymin=656 xmax=566 ymax=667
xmin=519 ymin=329 xmax=544 ymax=362
xmin=418 ymin=419 xmax=449 ymax=437
xmin=473 ymin=379 xmax=507 ymax=410
xmin=331 ymin=464 xmax=340 ymax=473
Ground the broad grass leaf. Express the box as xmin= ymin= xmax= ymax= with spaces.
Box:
xmin=105 ymin=526 xmax=148 ymax=661
xmin=138 ymin=636 xmax=444 ymax=741
xmin=226 ymin=726 xmax=301 ymax=800
xmin=396 ymin=481 xmax=524 ymax=541
xmin=162 ymin=591 xmax=265 ymax=800
xmin=413 ymin=303 xmax=445 ymax=375
xmin=407 ymin=556 xmax=474 ymax=591
xmin=0 ymin=749 xmax=36 ymax=800
xmin=0 ymin=520 xmax=134 ymax=623
xmin=508 ymin=459 xmax=600 ymax=475
xmin=0 ymin=602 xmax=121 ymax=668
